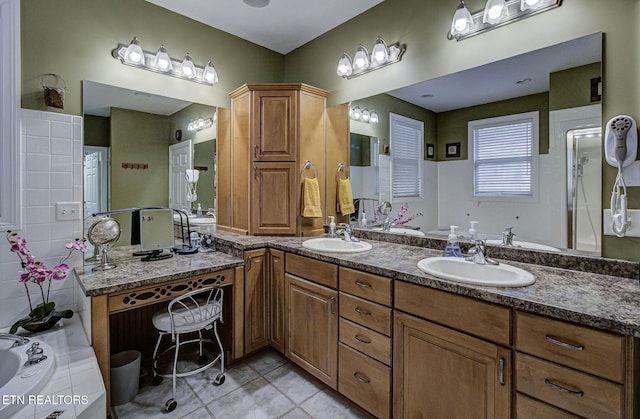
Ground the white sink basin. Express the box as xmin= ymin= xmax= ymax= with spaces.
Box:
xmin=372 ymin=227 xmax=425 ymax=236
xmin=302 ymin=238 xmax=372 ymax=253
xmin=417 ymin=256 xmax=535 ymax=287
xmin=486 ymin=239 xmax=561 ymax=253
xmin=188 ymin=217 xmax=216 ymax=225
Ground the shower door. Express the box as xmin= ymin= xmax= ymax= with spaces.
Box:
xmin=566 ymin=127 xmax=601 ymax=252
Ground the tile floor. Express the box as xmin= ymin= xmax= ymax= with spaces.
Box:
xmin=111 ymin=349 xmax=369 ymax=419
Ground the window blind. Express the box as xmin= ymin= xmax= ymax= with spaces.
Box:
xmin=391 ymin=114 xmax=423 ymax=198
xmin=473 ymin=119 xmax=533 ymax=197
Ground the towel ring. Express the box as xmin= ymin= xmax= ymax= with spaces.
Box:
xmin=337 ymin=163 xmax=349 ymax=180
xmin=301 ymin=160 xmax=318 ymax=179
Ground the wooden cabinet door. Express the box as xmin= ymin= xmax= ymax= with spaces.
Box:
xmin=285 ymin=273 xmax=338 ymax=389
xmin=244 ymin=249 xmax=268 ymax=354
xmin=268 ymin=249 xmax=285 ymax=353
xmin=251 ymin=162 xmax=297 ymax=235
xmin=393 ymin=312 xmax=511 ymax=419
xmin=252 ymin=90 xmax=297 ymax=161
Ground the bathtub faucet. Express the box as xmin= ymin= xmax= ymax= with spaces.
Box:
xmin=25 ymin=342 xmax=47 ymax=365
xmin=0 ymin=333 xmax=30 ymax=348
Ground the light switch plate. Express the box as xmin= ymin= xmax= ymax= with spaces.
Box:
xmin=56 ymin=202 xmax=82 ymax=221
xmin=603 ymin=209 xmax=640 ymax=237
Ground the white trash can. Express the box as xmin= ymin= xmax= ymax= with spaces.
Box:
xmin=110 ymin=350 xmax=141 ymax=406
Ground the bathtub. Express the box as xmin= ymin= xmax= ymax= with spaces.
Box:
xmin=0 ymin=338 xmax=55 ymax=419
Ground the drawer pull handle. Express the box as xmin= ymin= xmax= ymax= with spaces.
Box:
xmin=545 ymin=335 xmax=584 ymax=351
xmin=544 ymin=379 xmax=584 ymax=397
xmin=355 ymin=281 xmax=371 ymax=288
xmin=354 ymin=334 xmax=372 ymax=344
xmin=330 ymin=297 xmax=336 ymax=315
xmin=355 ymin=307 xmax=372 ymax=316
xmin=353 ymin=372 xmax=371 ymax=384
xmin=498 ymin=358 xmax=505 ymax=386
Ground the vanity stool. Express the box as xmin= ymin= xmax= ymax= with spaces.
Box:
xmin=151 ymin=287 xmax=226 ymax=412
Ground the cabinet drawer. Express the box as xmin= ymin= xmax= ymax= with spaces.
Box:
xmin=338 ymin=343 xmax=391 ymax=419
xmin=339 ymin=267 xmax=392 ymax=306
xmin=515 ymin=352 xmax=623 ymax=419
xmin=340 ymin=293 xmax=392 ymax=336
xmin=516 ymin=393 xmax=581 ymax=419
xmin=339 ymin=318 xmax=392 ymax=366
xmin=395 ymin=281 xmax=511 ymax=346
xmin=515 ymin=311 xmax=625 ymax=383
xmin=285 ymin=253 xmax=338 ymax=289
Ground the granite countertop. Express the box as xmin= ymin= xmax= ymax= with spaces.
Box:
xmin=207 ymin=231 xmax=640 ymax=338
xmin=74 ymin=247 xmax=243 ymax=297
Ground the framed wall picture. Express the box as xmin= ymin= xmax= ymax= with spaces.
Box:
xmin=445 ymin=142 xmax=460 ymax=158
xmin=425 ymin=143 xmax=435 ymax=159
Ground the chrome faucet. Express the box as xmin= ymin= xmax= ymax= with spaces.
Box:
xmin=336 ymin=224 xmax=359 ymax=242
xmin=0 ymin=333 xmax=30 ymax=348
xmin=466 ymin=240 xmax=499 ymax=265
xmin=502 ymin=227 xmax=515 ymax=246
xmin=382 ymin=217 xmax=394 ymax=232
xmin=25 ymin=342 xmax=47 ymax=365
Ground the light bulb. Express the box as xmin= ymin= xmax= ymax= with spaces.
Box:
xmin=181 ymin=53 xmax=196 ymax=79
xmin=351 ymin=106 xmax=362 ymax=120
xmin=353 ymin=45 xmax=370 ymax=71
xmin=361 ymin=109 xmax=371 ymax=122
xmin=336 ymin=53 xmax=353 ymax=77
xmin=369 ymin=111 xmax=379 ymax=124
xmin=451 ymin=1 xmax=473 ymax=36
xmin=371 ymin=37 xmax=389 ymax=65
xmin=203 ymin=60 xmax=218 ymax=83
xmin=153 ymin=45 xmax=172 ymax=72
xmin=125 ymin=37 xmax=144 ymax=64
xmin=520 ymin=0 xmax=542 ymax=10
xmin=483 ymin=0 xmax=507 ymax=24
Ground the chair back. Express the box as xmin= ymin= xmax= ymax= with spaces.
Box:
xmin=167 ymin=287 xmax=223 ymax=337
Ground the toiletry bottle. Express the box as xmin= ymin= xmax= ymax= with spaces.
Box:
xmin=196 ymin=203 xmax=202 ymax=217
xmin=468 ymin=221 xmax=479 ymax=241
xmin=328 ymin=216 xmax=338 ymax=238
xmin=443 ymin=225 xmax=463 ymax=257
xmin=360 ymin=211 xmax=367 ymax=228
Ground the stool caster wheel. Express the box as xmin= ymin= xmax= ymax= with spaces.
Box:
xmin=165 ymin=398 xmax=177 ymax=412
xmin=152 ymin=375 xmax=163 ymax=386
xmin=213 ymin=373 xmax=225 ymax=386
xmin=198 ymin=355 xmax=208 ymax=365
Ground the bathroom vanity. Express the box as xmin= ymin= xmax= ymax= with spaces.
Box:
xmin=75 ymin=230 xmax=640 ymax=418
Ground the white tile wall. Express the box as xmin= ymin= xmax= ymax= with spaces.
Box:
xmin=0 ymin=109 xmax=86 ymax=331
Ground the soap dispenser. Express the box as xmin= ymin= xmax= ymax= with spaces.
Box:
xmin=468 ymin=221 xmax=479 ymax=241
xmin=328 ymin=216 xmax=338 ymax=238
xmin=196 ymin=203 xmax=202 ymax=217
xmin=443 ymin=225 xmax=463 ymax=257
xmin=360 ymin=211 xmax=367 ymax=229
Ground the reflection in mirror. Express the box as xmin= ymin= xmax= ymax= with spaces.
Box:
xmin=139 ymin=208 xmax=175 ymax=261
xmin=348 ymin=32 xmax=602 ymax=254
xmin=82 ymin=81 xmax=217 ymax=253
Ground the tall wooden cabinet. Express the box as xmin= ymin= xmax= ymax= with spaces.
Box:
xmin=218 ymin=84 xmax=329 ymax=236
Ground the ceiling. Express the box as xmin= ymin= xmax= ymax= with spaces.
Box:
xmin=146 ymin=0 xmax=383 ymax=54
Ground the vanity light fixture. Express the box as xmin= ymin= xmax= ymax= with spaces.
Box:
xmin=447 ymin=0 xmax=561 ymax=41
xmin=349 ymin=105 xmax=378 ymax=124
xmin=112 ymin=37 xmax=219 ymax=85
xmin=187 ymin=117 xmax=214 ymax=132
xmin=336 ymin=36 xmax=406 ymax=79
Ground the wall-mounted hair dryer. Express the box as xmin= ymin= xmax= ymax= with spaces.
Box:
xmin=605 ymin=115 xmax=638 ymax=237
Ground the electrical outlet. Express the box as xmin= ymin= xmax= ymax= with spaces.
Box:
xmin=56 ymin=202 xmax=82 ymax=221
xmin=603 ymin=209 xmax=640 ymax=237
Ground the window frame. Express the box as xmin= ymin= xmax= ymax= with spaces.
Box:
xmin=468 ymin=111 xmax=539 ymax=203
xmin=390 ymin=113 xmax=424 ymax=202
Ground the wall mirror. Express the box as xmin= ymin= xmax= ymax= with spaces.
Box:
xmin=348 ymin=32 xmax=603 ymax=255
xmin=82 ymin=80 xmax=218 ymax=255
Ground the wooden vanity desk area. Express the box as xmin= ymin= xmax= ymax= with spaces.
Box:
xmin=73 ymin=248 xmax=244 ymax=412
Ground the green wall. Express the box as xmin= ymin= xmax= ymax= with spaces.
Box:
xmin=84 ymin=115 xmax=110 ymax=147
xmin=110 ymin=108 xmax=170 ymax=245
xmin=550 ymin=62 xmax=601 ymax=111
xmin=21 ymin=0 xmax=284 ymax=115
